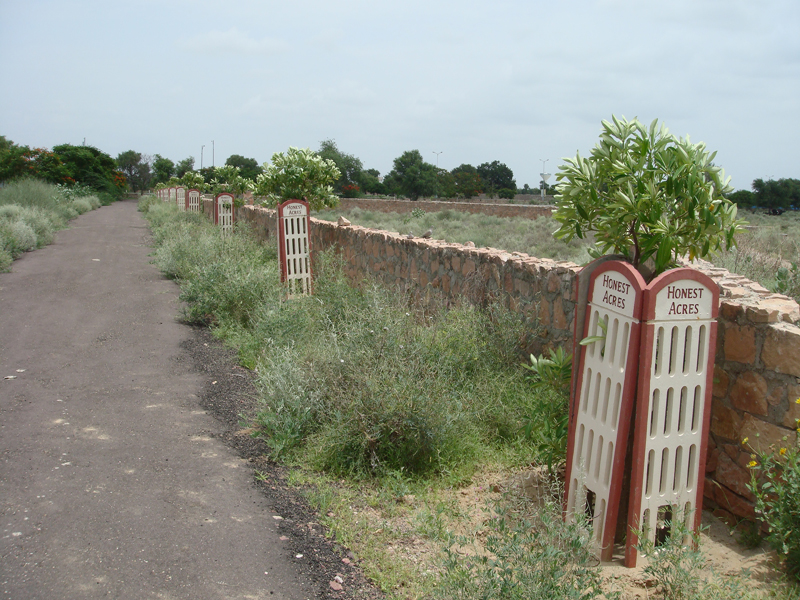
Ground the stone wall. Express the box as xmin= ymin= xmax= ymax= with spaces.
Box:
xmin=233 ymin=204 xmax=800 ymax=525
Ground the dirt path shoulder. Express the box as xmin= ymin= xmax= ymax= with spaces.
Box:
xmin=0 ymin=199 xmax=379 ymax=600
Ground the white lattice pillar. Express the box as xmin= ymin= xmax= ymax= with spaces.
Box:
xmin=625 ymin=269 xmax=718 ymax=567
xmin=564 ymin=260 xmax=645 ymax=561
xmin=278 ymin=199 xmax=312 ymax=298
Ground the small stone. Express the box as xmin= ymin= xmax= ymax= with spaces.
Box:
xmin=337 ymin=216 xmax=351 ymax=227
xmin=329 ymin=581 xmax=343 ymax=591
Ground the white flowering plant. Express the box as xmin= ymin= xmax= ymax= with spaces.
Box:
xmin=254 ymin=147 xmax=341 ymax=211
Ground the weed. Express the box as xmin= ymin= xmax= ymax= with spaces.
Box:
xmin=748 ymin=429 xmax=800 ymax=580
xmin=435 ymin=497 xmax=612 ymax=600
xmin=637 ymin=518 xmax=763 ymax=600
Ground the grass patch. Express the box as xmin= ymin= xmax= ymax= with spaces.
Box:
xmin=314 ymin=206 xmax=593 ymax=264
xmin=710 ymin=211 xmax=800 ymax=303
xmin=0 ymin=178 xmax=102 ymax=269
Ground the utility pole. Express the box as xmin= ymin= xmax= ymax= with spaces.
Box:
xmin=201 ymin=145 xmax=205 ymax=169
xmin=432 ymin=151 xmax=443 ymax=198
xmin=212 ymin=140 xmax=215 ymax=168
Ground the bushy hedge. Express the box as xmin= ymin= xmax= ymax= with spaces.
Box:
xmin=0 ymin=179 xmax=102 ymax=270
xmin=140 ymin=200 xmax=546 ymax=480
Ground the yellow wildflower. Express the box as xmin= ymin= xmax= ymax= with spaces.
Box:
xmin=780 ymin=448 xmax=787 ymax=456
xmin=748 ymin=460 xmax=758 ymax=468
xmin=742 ymin=437 xmax=749 ymax=445
xmin=796 ymin=397 xmax=800 ymax=404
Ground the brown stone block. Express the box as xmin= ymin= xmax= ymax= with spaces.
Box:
xmin=715 ymin=452 xmax=756 ymax=501
xmin=547 ymin=272 xmax=561 ymax=293
xmin=740 ymin=413 xmax=796 ymax=453
xmin=761 ymin=323 xmax=800 ymax=377
xmin=452 ymin=255 xmax=461 ymax=272
xmin=419 ymin=271 xmax=429 ymax=287
xmin=730 ymin=371 xmax=768 ymax=416
xmin=705 ymin=447 xmax=719 ymax=473
xmin=710 ymin=399 xmax=741 ymax=440
xmin=504 ymin=272 xmax=514 ymax=294
xmin=712 ymin=366 xmax=730 ymax=398
xmin=723 ymin=324 xmax=756 ymax=363
xmin=767 ymin=386 xmax=784 ymax=407
xmin=715 ymin=484 xmax=757 ymax=521
xmin=462 ymin=259 xmax=476 ymax=276
xmin=539 ymin=298 xmax=551 ymax=326
xmin=553 ymin=299 xmax=567 ymax=330
xmin=516 ymin=278 xmax=531 ymax=297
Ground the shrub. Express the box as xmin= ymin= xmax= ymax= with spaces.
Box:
xmin=70 ymin=197 xmax=94 ymax=215
xmin=553 ymin=116 xmax=744 ymax=278
xmin=498 ymin=187 xmax=516 ymax=200
xmin=636 ymin=518 xmax=764 ymax=600
xmin=748 ymin=426 xmax=800 ymax=580
xmin=0 ymin=248 xmax=12 ymax=271
xmin=0 ymin=220 xmax=37 ymax=257
xmin=435 ymin=497 xmax=611 ymax=600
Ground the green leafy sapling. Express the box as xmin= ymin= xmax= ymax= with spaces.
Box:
xmin=553 ymin=116 xmax=745 ymax=279
xmin=254 ymin=147 xmax=341 ymax=211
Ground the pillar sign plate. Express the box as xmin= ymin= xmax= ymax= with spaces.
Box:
xmin=214 ymin=193 xmax=235 ymax=236
xmin=654 ymin=281 xmax=714 ymax=320
xmin=278 ymin=199 xmax=312 ymax=298
xmin=625 ymin=268 xmax=719 ymax=567
xmin=564 ymin=260 xmax=645 ymax=562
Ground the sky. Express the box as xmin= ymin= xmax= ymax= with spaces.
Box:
xmin=1 ymin=0 xmax=798 ymax=191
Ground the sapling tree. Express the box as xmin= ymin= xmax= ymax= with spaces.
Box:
xmin=209 ymin=164 xmax=254 ymax=202
xmin=254 ymin=147 xmax=341 ymax=211
xmin=553 ymin=116 xmax=744 ymax=278
xmin=180 ymin=170 xmax=206 ymax=192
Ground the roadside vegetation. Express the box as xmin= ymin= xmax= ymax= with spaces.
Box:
xmin=0 ymin=179 xmax=102 ymax=271
xmin=315 ymin=206 xmax=593 ymax=264
xmin=709 ymin=210 xmax=800 ymax=303
xmin=140 ymin=195 xmax=798 ymax=599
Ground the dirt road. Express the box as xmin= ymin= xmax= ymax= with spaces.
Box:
xmin=0 ymin=199 xmax=346 ymax=599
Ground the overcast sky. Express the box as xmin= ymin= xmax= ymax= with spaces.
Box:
xmin=1 ymin=0 xmax=797 ymax=191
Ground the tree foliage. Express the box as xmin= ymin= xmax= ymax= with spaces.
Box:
xmin=52 ymin=144 xmax=125 ymax=198
xmin=553 ymin=116 xmax=744 ymax=277
xmin=477 ymin=160 xmax=515 ymax=196
xmin=116 ymin=150 xmax=152 ymax=192
xmin=385 ymin=150 xmax=437 ymax=200
xmin=0 ymin=141 xmax=71 ymax=184
xmin=152 ymin=154 xmax=175 ymax=185
xmin=209 ymin=164 xmax=254 ymax=200
xmin=224 ymin=154 xmax=261 ymax=180
xmin=450 ymin=164 xmax=483 ymax=198
xmin=752 ymin=178 xmax=800 ymax=210
xmin=254 ymin=147 xmax=340 ymax=211
xmin=317 ymin=139 xmax=364 ymax=195
xmin=175 ymin=156 xmax=195 ymax=178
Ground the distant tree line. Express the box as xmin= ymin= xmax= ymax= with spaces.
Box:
xmin=728 ymin=178 xmax=800 ymax=211
xmin=0 ymin=135 xmax=126 ymax=201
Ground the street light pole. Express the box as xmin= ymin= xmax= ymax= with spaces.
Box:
xmin=432 ymin=151 xmax=443 ymax=198
xmin=539 ymin=158 xmax=550 ymax=200
xmin=201 ymin=145 xmax=205 ymax=169
xmin=212 ymin=140 xmax=215 ymax=168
